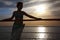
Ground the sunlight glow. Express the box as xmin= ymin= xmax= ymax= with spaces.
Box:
xmin=33 ymin=4 xmax=48 ymax=14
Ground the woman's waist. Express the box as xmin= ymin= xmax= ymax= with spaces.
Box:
xmin=14 ymin=21 xmax=23 ymax=23
xmin=15 ymin=19 xmax=23 ymax=21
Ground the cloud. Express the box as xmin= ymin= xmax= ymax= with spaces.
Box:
xmin=3 ymin=1 xmax=13 ymax=6
xmin=0 ymin=0 xmax=24 ymax=8
xmin=0 ymin=0 xmax=60 ymax=19
xmin=24 ymin=0 xmax=60 ymax=8
xmin=0 ymin=1 xmax=14 ymax=8
xmin=0 ymin=0 xmax=60 ymax=8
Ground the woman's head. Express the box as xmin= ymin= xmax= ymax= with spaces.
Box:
xmin=17 ymin=2 xmax=23 ymax=10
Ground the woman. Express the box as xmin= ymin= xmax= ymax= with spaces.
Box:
xmin=1 ymin=2 xmax=41 ymax=40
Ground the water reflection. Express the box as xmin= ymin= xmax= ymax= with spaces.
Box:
xmin=38 ymin=33 xmax=46 ymax=38
xmin=1 ymin=26 xmax=60 ymax=40
xmin=37 ymin=26 xmax=46 ymax=32
xmin=37 ymin=26 xmax=47 ymax=38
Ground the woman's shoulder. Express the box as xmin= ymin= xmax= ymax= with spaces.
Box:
xmin=13 ymin=11 xmax=17 ymax=14
xmin=21 ymin=11 xmax=26 ymax=14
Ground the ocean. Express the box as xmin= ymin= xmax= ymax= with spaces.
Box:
xmin=0 ymin=21 xmax=60 ymax=40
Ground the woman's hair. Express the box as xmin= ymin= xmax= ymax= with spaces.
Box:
xmin=17 ymin=2 xmax=23 ymax=7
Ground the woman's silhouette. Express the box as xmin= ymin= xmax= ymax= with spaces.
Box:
xmin=1 ymin=2 xmax=41 ymax=40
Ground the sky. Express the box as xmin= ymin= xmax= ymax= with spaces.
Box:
xmin=0 ymin=0 xmax=60 ymax=20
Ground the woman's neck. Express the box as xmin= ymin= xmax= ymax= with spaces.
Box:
xmin=17 ymin=10 xmax=21 ymax=12
xmin=17 ymin=9 xmax=22 ymax=12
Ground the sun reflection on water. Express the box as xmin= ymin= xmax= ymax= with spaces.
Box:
xmin=37 ymin=26 xmax=46 ymax=32
xmin=39 ymin=33 xmax=46 ymax=38
xmin=37 ymin=26 xmax=47 ymax=38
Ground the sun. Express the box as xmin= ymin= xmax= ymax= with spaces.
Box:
xmin=35 ymin=5 xmax=46 ymax=13
xmin=33 ymin=4 xmax=47 ymax=14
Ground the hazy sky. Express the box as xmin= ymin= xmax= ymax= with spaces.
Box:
xmin=0 ymin=0 xmax=60 ymax=20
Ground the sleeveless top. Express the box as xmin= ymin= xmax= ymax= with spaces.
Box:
xmin=14 ymin=11 xmax=24 ymax=25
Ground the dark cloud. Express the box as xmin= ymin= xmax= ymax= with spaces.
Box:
xmin=51 ymin=11 xmax=60 ymax=17
xmin=0 ymin=1 xmax=15 ymax=8
xmin=0 ymin=0 xmax=35 ymax=8
xmin=52 ymin=3 xmax=60 ymax=8
xmin=0 ymin=0 xmax=60 ymax=8
xmin=6 ymin=0 xmax=20 ymax=1
xmin=0 ymin=0 xmax=24 ymax=8
xmin=24 ymin=0 xmax=60 ymax=8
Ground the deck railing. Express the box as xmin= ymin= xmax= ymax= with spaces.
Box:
xmin=0 ymin=19 xmax=60 ymax=22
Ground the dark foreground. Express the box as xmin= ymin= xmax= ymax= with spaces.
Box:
xmin=0 ymin=26 xmax=60 ymax=40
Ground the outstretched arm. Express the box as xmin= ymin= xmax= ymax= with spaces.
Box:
xmin=1 ymin=12 xmax=15 ymax=21
xmin=23 ymin=11 xmax=41 ymax=20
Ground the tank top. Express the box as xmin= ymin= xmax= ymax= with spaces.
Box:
xmin=14 ymin=11 xmax=23 ymax=24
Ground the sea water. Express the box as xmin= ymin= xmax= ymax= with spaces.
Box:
xmin=0 ymin=21 xmax=60 ymax=40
